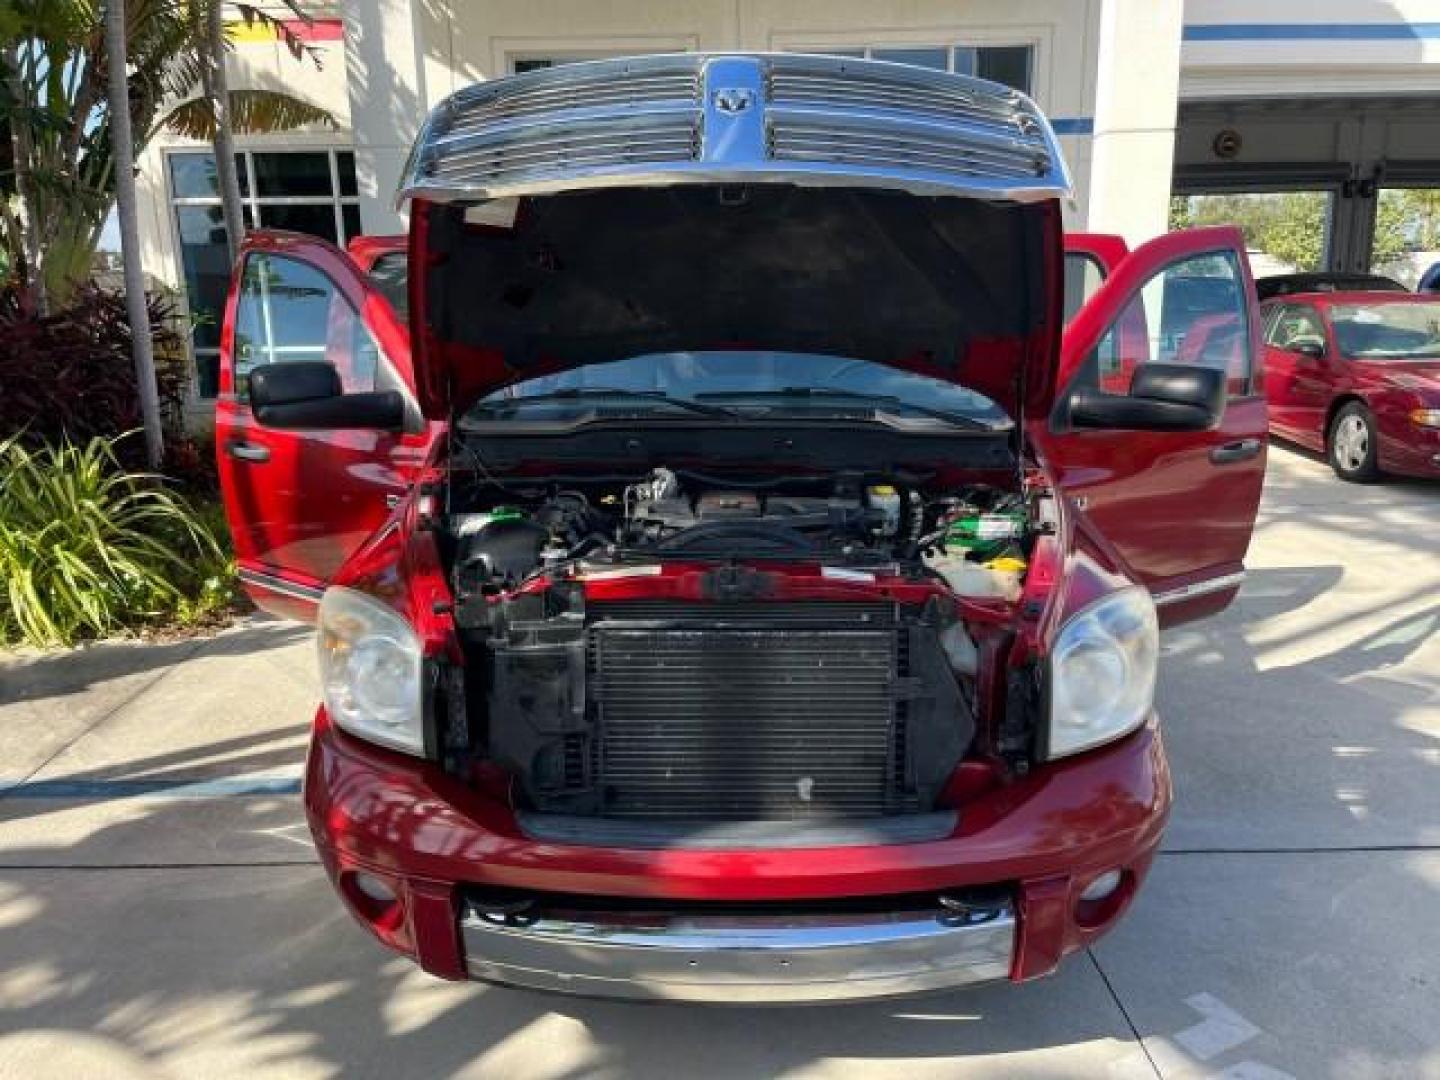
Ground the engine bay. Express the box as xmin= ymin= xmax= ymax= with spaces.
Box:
xmin=428 ymin=459 xmax=1048 ymax=824
xmin=444 ymin=466 xmax=1036 ymax=619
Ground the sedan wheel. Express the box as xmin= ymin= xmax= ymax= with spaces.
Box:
xmin=1328 ymin=404 xmax=1380 ymax=482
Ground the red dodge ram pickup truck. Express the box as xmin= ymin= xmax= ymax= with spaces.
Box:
xmin=215 ymin=53 xmax=1266 ymax=1002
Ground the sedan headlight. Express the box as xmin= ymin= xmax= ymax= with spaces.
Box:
xmin=1046 ymin=587 xmax=1159 ymax=759
xmin=317 ymin=587 xmax=426 ymax=755
xmin=1408 ymin=408 xmax=1440 ymax=429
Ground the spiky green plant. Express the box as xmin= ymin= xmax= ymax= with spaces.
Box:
xmin=0 ymin=433 xmax=234 ymax=647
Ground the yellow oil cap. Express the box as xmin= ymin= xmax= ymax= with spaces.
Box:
xmin=984 ymin=556 xmax=1028 ymax=573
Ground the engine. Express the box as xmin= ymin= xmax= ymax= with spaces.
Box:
xmin=447 ymin=467 xmax=907 ymax=598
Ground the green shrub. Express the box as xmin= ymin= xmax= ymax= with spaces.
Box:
xmin=0 ymin=434 xmax=236 ymax=647
xmin=0 ymin=284 xmax=192 ymax=463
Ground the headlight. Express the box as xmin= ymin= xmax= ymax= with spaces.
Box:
xmin=1046 ymin=587 xmax=1158 ymax=759
xmin=317 ymin=587 xmax=426 ymax=755
xmin=1409 ymin=408 xmax=1440 ymax=429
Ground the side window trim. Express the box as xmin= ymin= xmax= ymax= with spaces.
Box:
xmin=1063 ymin=251 xmax=1107 ymax=326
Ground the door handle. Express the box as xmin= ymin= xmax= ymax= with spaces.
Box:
xmin=226 ymin=440 xmax=271 ymax=463
xmin=1209 ymin=438 xmax=1262 ymax=465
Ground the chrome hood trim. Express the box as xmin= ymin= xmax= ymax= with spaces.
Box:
xmin=399 ymin=53 xmax=1072 ymax=207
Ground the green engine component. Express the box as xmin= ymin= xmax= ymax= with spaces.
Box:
xmin=943 ymin=509 xmax=1026 ymax=560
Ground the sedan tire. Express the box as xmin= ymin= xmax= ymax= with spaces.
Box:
xmin=1328 ymin=402 xmax=1381 ymax=482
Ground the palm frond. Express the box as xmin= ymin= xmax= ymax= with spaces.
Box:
xmin=160 ymin=87 xmax=335 ymax=139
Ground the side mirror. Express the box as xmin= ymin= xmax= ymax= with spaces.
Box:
xmin=1289 ymin=338 xmax=1325 ymax=361
xmin=1067 ymin=363 xmax=1225 ymax=432
xmin=249 ymin=362 xmax=405 ymax=431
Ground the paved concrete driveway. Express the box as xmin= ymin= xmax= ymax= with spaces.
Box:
xmin=1 ymin=445 xmax=1436 ymax=1079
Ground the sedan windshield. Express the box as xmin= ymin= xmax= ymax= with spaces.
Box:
xmin=462 ymin=352 xmax=1011 ymax=430
xmin=1330 ymin=301 xmax=1440 ymax=360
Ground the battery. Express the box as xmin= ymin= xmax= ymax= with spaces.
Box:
xmin=943 ymin=509 xmax=1026 ymax=559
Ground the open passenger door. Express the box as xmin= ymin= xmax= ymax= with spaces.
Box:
xmin=214 ymin=231 xmax=433 ymax=620
xmin=1038 ymin=227 xmax=1268 ymax=627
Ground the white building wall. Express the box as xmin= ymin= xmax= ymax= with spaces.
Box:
xmin=135 ymin=24 xmax=355 ymax=295
xmin=344 ymin=0 xmax=1115 ymax=234
xmin=1088 ymin=0 xmax=1184 ymax=245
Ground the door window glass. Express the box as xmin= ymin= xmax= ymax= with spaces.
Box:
xmin=232 ymin=253 xmax=380 ymax=400
xmin=1265 ymin=304 xmax=1325 ymax=352
xmin=168 ymin=148 xmax=363 ymax=398
xmin=1084 ymin=250 xmax=1252 ymax=398
xmin=1371 ymin=187 xmax=1440 ymax=289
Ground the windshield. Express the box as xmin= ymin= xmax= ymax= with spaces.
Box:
xmin=1330 ymin=301 xmax=1440 ymax=360
xmin=460 ymin=352 xmax=1011 ymax=430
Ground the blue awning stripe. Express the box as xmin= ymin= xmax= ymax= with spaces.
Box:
xmin=1050 ymin=118 xmax=1094 ymax=135
xmin=1185 ymin=23 xmax=1440 ymax=42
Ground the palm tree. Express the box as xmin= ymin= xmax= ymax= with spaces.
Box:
xmin=197 ymin=0 xmax=244 ymax=259
xmin=168 ymin=1 xmax=332 ymax=262
xmin=103 ymin=0 xmax=164 ymax=467
xmin=1 ymin=0 xmax=333 ymax=307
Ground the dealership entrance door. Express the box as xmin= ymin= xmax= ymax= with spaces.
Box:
xmin=1174 ymin=97 xmax=1440 ymax=287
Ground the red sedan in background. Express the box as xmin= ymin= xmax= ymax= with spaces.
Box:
xmin=1261 ymin=292 xmax=1440 ymax=481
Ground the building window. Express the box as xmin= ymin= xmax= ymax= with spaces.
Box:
xmin=509 ymin=52 xmax=678 ymax=74
xmin=515 ymin=48 xmax=1034 ymax=94
xmin=168 ymin=148 xmax=361 ymax=398
xmin=799 ymin=44 xmax=1034 ymax=94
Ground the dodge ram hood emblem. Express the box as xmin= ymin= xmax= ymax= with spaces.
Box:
xmin=714 ymin=87 xmax=755 ymax=114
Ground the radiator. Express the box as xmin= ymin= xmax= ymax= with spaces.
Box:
xmin=587 ymin=601 xmax=909 ymax=821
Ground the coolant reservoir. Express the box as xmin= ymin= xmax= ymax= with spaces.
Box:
xmin=926 ymin=553 xmax=1024 ymax=601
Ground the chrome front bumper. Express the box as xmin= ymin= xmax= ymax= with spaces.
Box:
xmin=460 ymin=896 xmax=1015 ymax=1003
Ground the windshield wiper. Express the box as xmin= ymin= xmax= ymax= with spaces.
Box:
xmin=695 ymin=387 xmax=997 ymax=430
xmin=469 ymin=388 xmax=735 ymax=419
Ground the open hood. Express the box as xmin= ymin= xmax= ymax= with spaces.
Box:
xmin=399 ymin=53 xmax=1073 ymax=422
xmin=409 ymin=186 xmax=1063 ymax=421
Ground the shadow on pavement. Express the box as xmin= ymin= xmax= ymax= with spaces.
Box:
xmin=0 ymin=619 xmax=310 ymax=709
xmin=0 ymin=447 xmax=1434 ymax=1076
xmin=0 ymin=797 xmax=1138 ymax=1078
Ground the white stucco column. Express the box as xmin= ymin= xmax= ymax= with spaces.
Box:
xmin=1086 ymin=0 xmax=1184 ymax=244
xmin=343 ymin=0 xmax=434 ymax=234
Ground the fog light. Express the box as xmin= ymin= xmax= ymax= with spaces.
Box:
xmin=1080 ymin=869 xmax=1123 ymax=903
